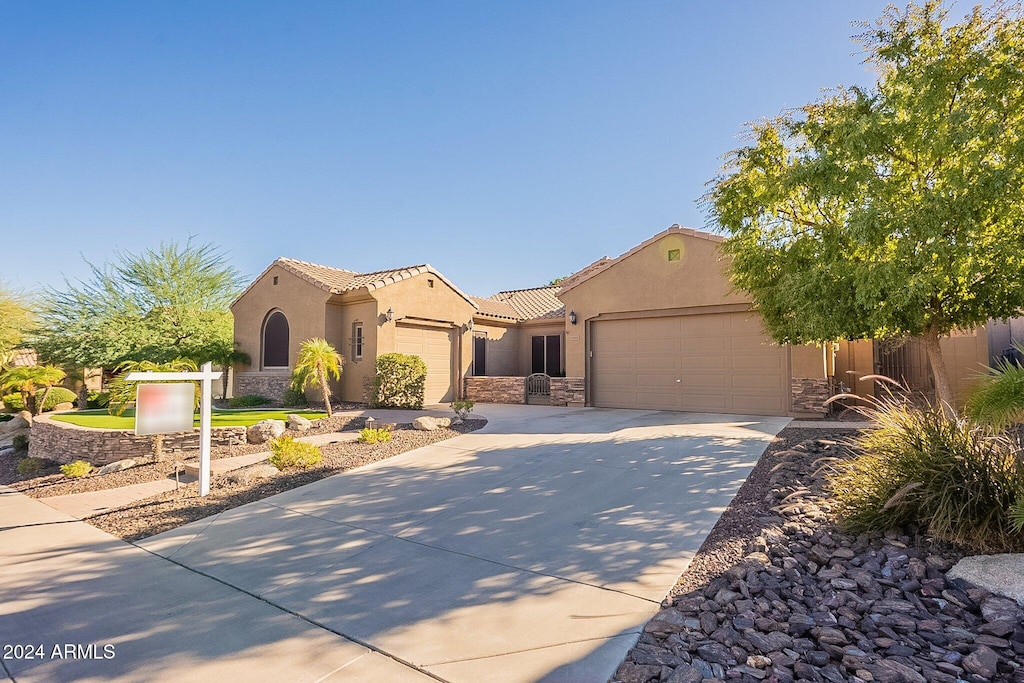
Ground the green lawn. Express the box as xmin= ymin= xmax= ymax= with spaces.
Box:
xmin=50 ymin=408 xmax=328 ymax=430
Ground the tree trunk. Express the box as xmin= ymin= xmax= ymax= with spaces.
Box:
xmin=36 ymin=386 xmax=52 ymax=416
xmin=922 ymin=325 xmax=956 ymax=415
xmin=221 ymin=369 xmax=229 ymax=401
xmin=318 ymin=371 xmax=333 ymax=418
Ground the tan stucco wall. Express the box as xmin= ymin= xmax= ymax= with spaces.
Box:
xmin=325 ymin=298 xmax=378 ymax=402
xmin=471 ymin=321 xmax=519 ymax=376
xmin=790 ymin=344 xmax=826 ymax=379
xmin=517 ymin=322 xmax=567 ymax=376
xmin=834 ymin=328 xmax=989 ymax=406
xmin=230 ymin=265 xmax=331 ymax=391
xmin=559 ymin=233 xmax=748 ymax=378
xmin=367 ymin=272 xmax=477 ymax=400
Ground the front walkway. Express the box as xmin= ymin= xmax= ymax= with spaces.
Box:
xmin=2 ymin=405 xmax=790 ymax=682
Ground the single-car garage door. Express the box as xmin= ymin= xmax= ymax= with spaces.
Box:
xmin=591 ymin=312 xmax=788 ymax=415
xmin=395 ymin=324 xmax=454 ymax=404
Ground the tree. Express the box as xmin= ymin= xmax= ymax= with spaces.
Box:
xmin=0 ymin=283 xmax=34 ymax=359
xmin=1 ymin=365 xmax=66 ymax=415
xmin=32 ymin=240 xmax=244 ymax=369
xmin=106 ymin=359 xmax=200 ymax=416
xmin=291 ymin=339 xmax=343 ymax=418
xmin=707 ymin=1 xmax=1024 ymax=410
xmin=207 ymin=340 xmax=251 ymax=399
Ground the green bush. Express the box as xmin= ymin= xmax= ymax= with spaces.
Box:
xmin=228 ymin=394 xmax=271 ymax=408
xmin=16 ymin=457 xmax=49 ymax=475
xmin=452 ymin=399 xmax=474 ymax=420
xmin=2 ymin=387 xmax=78 ymax=412
xmin=60 ymin=460 xmax=93 ymax=478
xmin=86 ymin=391 xmax=110 ymax=409
xmin=358 ymin=427 xmax=392 ymax=444
xmin=829 ymin=392 xmax=1024 ymax=552
xmin=268 ymin=436 xmax=323 ymax=470
xmin=282 ymin=387 xmax=309 ymax=407
xmin=370 ymin=353 xmax=427 ymax=409
xmin=967 ymin=354 xmax=1024 ymax=428
xmin=12 ymin=434 xmax=29 ymax=451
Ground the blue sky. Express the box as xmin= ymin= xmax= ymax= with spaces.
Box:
xmin=1 ymin=1 xmax=896 ymax=298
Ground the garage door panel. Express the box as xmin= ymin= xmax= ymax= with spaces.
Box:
xmin=593 ymin=312 xmax=789 ymax=416
xmin=396 ymin=325 xmax=453 ymax=404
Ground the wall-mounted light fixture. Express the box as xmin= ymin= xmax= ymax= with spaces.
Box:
xmin=467 ymin=319 xmax=474 ymax=331
xmin=569 ymin=310 xmax=577 ymax=325
xmin=386 ymin=308 xmax=394 ymax=322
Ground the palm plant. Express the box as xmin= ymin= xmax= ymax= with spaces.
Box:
xmin=106 ymin=359 xmax=199 ymax=416
xmin=208 ymin=344 xmax=251 ymax=399
xmin=967 ymin=346 xmax=1024 ymax=428
xmin=0 ymin=364 xmax=66 ymax=415
xmin=291 ymin=338 xmax=343 ymax=418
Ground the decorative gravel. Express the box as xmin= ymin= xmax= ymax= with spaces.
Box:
xmin=614 ymin=428 xmax=1024 ymax=683
xmin=0 ymin=414 xmax=369 ymax=497
xmin=87 ymin=420 xmax=485 ymax=542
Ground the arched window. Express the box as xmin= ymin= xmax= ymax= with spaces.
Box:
xmin=262 ymin=310 xmax=289 ymax=369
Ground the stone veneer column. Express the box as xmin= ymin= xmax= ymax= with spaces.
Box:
xmin=463 ymin=377 xmax=526 ymax=404
xmin=791 ymin=378 xmax=829 ymax=415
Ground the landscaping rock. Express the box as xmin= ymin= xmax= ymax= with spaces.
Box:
xmin=948 ymin=554 xmax=1024 ymax=606
xmin=97 ymin=459 xmax=137 ymax=475
xmin=1 ymin=413 xmax=31 ymax=433
xmin=286 ymin=414 xmax=312 ymax=432
xmin=0 ymin=427 xmax=30 ymax=449
xmin=51 ymin=402 xmax=74 ymax=412
xmin=412 ymin=416 xmax=452 ymax=431
xmin=246 ymin=419 xmax=286 ymax=444
xmin=220 ymin=463 xmax=278 ymax=486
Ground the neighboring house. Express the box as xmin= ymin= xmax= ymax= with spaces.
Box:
xmin=9 ymin=348 xmax=38 ymax=367
xmin=232 ymin=225 xmax=1005 ymax=416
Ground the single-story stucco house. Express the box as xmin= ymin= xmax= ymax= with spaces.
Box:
xmin=231 ymin=225 xmax=1014 ymax=416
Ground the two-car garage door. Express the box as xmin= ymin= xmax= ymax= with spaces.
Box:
xmin=591 ymin=312 xmax=788 ymax=415
xmin=395 ymin=324 xmax=454 ymax=404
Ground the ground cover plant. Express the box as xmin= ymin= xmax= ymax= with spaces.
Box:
xmin=51 ymin=408 xmax=327 ymax=429
xmin=227 ymin=394 xmax=271 ymax=408
xmin=268 ymin=436 xmax=322 ymax=470
xmin=357 ymin=427 xmax=392 ymax=443
xmin=60 ymin=460 xmax=93 ymax=478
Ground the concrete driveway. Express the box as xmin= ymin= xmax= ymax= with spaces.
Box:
xmin=0 ymin=405 xmax=788 ymax=682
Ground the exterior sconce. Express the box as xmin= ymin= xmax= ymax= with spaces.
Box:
xmin=569 ymin=310 xmax=577 ymax=325
xmin=467 ymin=319 xmax=474 ymax=331
xmin=386 ymin=308 xmax=394 ymax=322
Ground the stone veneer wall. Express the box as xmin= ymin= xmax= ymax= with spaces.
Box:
xmin=463 ymin=377 xmax=526 ymax=404
xmin=234 ymin=372 xmax=291 ymax=401
xmin=550 ymin=377 xmax=585 ymax=407
xmin=28 ymin=416 xmax=248 ymax=466
xmin=791 ymin=378 xmax=829 ymax=415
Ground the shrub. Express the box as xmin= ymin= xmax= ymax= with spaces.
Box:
xmin=282 ymin=386 xmax=309 ymax=407
xmin=452 ymin=399 xmax=474 ymax=420
xmin=16 ymin=457 xmax=48 ymax=475
xmin=967 ymin=355 xmax=1024 ymax=428
xmin=268 ymin=436 xmax=322 ymax=470
xmin=12 ymin=434 xmax=29 ymax=451
xmin=86 ymin=391 xmax=110 ymax=409
xmin=829 ymin=391 xmax=1024 ymax=553
xmin=228 ymin=394 xmax=271 ymax=408
xmin=60 ymin=460 xmax=93 ymax=478
xmin=358 ymin=427 xmax=392 ymax=444
xmin=2 ymin=387 xmax=78 ymax=412
xmin=371 ymin=353 xmax=427 ymax=409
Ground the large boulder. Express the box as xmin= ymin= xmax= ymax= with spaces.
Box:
xmin=247 ymin=419 xmax=286 ymax=444
xmin=221 ymin=463 xmax=279 ymax=486
xmin=97 ymin=459 xmax=137 ymax=475
xmin=1 ymin=412 xmax=31 ymax=434
xmin=51 ymin=402 xmax=75 ymax=413
xmin=287 ymin=414 xmax=312 ymax=432
xmin=412 ymin=416 xmax=452 ymax=431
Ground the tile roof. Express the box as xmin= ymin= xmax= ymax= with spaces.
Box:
xmin=9 ymin=348 xmax=37 ymax=367
xmin=489 ymin=286 xmax=564 ymax=321
xmin=469 ymin=295 xmax=520 ymax=320
xmin=234 ymin=258 xmax=478 ymax=308
xmin=557 ymin=225 xmax=726 ymax=295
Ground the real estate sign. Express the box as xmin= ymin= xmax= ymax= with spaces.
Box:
xmin=134 ymin=383 xmax=194 ymax=436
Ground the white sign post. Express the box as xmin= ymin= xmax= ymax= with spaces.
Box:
xmin=127 ymin=361 xmax=222 ymax=497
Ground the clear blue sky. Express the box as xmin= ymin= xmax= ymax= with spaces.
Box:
xmin=1 ymin=1 xmax=896 ymax=298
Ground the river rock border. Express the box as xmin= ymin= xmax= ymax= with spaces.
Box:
xmin=28 ymin=415 xmax=248 ymax=467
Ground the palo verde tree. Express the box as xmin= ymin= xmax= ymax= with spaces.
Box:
xmin=0 ymin=282 xmax=34 ymax=364
xmin=33 ymin=240 xmax=244 ymax=369
xmin=707 ymin=1 xmax=1024 ymax=410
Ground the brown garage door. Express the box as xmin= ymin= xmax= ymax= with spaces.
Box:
xmin=395 ymin=324 xmax=454 ymax=404
xmin=592 ymin=312 xmax=788 ymax=415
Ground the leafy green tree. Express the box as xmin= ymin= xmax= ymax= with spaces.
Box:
xmin=1 ymin=365 xmax=66 ymax=415
xmin=0 ymin=283 xmax=34 ymax=360
xmin=32 ymin=240 xmax=244 ymax=369
xmin=291 ymin=339 xmax=343 ymax=418
xmin=707 ymin=1 xmax=1024 ymax=409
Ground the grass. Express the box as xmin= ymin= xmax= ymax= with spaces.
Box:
xmin=50 ymin=408 xmax=328 ymax=430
